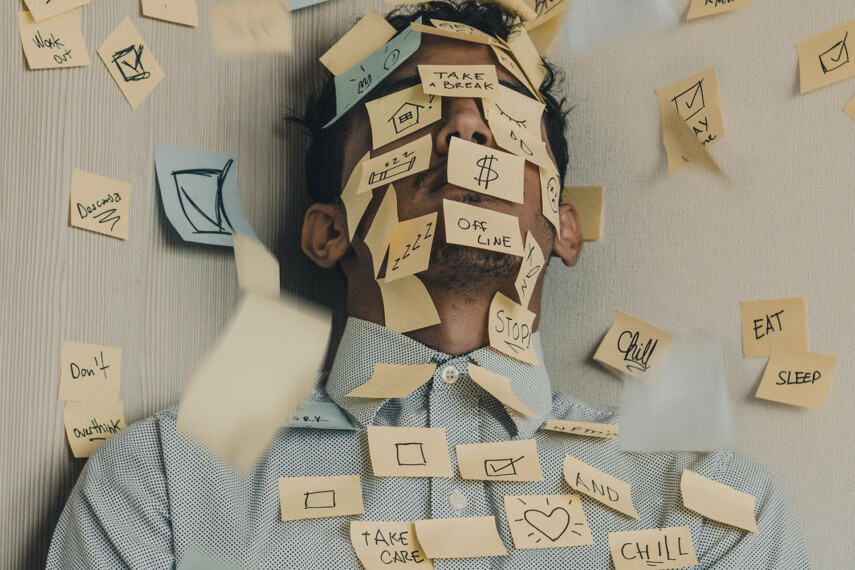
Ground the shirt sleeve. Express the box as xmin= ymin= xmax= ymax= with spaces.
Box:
xmin=694 ymin=451 xmax=810 ymax=569
xmin=46 ymin=413 xmax=175 ymax=570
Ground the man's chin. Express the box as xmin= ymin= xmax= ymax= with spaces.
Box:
xmin=419 ymin=243 xmax=521 ymax=294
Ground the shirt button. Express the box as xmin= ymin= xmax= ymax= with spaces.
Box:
xmin=449 ymin=490 xmax=467 ymax=511
xmin=440 ymin=366 xmax=459 ymax=384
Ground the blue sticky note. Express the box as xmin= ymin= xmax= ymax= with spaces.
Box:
xmin=290 ymin=399 xmax=357 ymax=430
xmin=154 ymin=145 xmax=259 ymax=247
xmin=325 ymin=20 xmax=423 ymax=128
xmin=286 ymin=0 xmax=329 ymax=10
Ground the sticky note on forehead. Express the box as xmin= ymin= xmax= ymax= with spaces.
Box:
xmin=593 ymin=310 xmax=674 ymax=382
xmin=320 ymin=10 xmax=396 ymax=76
xmin=608 ymin=526 xmax=697 ymax=569
xmin=740 ymin=297 xmax=808 ymax=358
xmin=419 ymin=65 xmax=499 ymax=98
xmin=447 ymin=137 xmax=525 ymax=203
xmin=755 ymin=345 xmax=837 ymax=409
xmin=365 ymin=84 xmax=441 ymax=150
xmin=359 ymin=134 xmax=432 ymax=192
xmin=411 ymin=20 xmax=505 ymax=48
xmin=443 ymin=199 xmax=524 ymax=257
xmin=797 ymin=19 xmax=855 ymax=93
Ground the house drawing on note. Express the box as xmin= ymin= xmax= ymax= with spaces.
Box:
xmin=388 ymin=102 xmax=424 ymax=134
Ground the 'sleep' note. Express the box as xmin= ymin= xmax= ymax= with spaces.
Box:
xmin=359 ymin=134 xmax=432 ymax=192
xmin=363 ymin=185 xmax=399 ymax=278
xmin=755 ymin=345 xmax=837 ymax=409
xmin=385 ymin=212 xmax=437 ymax=282
xmin=18 ymin=10 xmax=90 ymax=70
xmin=69 ymin=169 xmax=130 ymax=240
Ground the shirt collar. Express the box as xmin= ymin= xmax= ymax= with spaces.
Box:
xmin=325 ymin=317 xmax=553 ymax=439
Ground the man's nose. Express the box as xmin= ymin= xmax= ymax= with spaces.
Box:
xmin=433 ymin=97 xmax=496 ymax=155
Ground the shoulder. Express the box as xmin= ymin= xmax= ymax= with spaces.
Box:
xmin=548 ymin=387 xmax=620 ymax=424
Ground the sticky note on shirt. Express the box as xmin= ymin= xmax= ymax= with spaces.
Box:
xmin=320 ymin=10 xmax=396 ymax=76
xmin=468 ymin=364 xmax=537 ymax=417
xmin=447 ymin=138 xmax=525 ymax=203
xmin=63 ymin=401 xmax=125 ymax=458
xmin=681 ymin=470 xmax=757 ymax=533
xmin=233 ymin=233 xmax=280 ymax=299
xmin=414 ymin=516 xmax=507 ymax=558
xmin=488 ymin=292 xmax=538 ymax=365
xmin=515 ymin=231 xmax=544 ymax=309
xmin=57 ymin=341 xmax=122 ymax=402
xmin=209 ymin=0 xmax=292 ymax=56
xmin=23 ymin=0 xmax=89 ymax=23
xmin=541 ymin=419 xmax=619 ymax=439
xmin=740 ymin=297 xmax=808 ymax=358
xmin=377 ymin=275 xmax=441 ymax=334
xmin=503 ymin=494 xmax=593 ymax=549
xmin=419 ymin=65 xmax=499 ymax=98
xmin=385 ymin=212 xmax=437 ymax=282
xmin=359 ymin=134 xmax=432 ymax=192
xmin=365 ymin=84 xmax=441 ymax=149
xmin=69 ymin=169 xmax=130 ymax=240
xmin=797 ymin=19 xmax=855 ymax=93
xmin=560 ymin=186 xmax=604 ymax=241
xmin=593 ymin=310 xmax=674 ymax=382
xmin=608 ymin=526 xmax=697 ymax=569
xmin=443 ymin=199 xmax=524 ymax=257
xmin=19 ymin=10 xmax=90 ymax=70
xmin=456 ymin=439 xmax=543 ymax=481
xmin=351 ymin=520 xmax=433 ymax=569
xmin=563 ymin=454 xmax=638 ymax=518
xmin=345 ymin=363 xmax=436 ymax=399
xmin=755 ymin=345 xmax=837 ymax=409
xmin=363 ymin=185 xmax=399 ymax=277
xmin=97 ymin=17 xmax=164 ymax=110
xmin=686 ymin=0 xmax=749 ymax=20
xmin=342 ymin=152 xmax=373 ymax=241
xmin=290 ymin=400 xmax=356 ymax=431
xmin=367 ymin=426 xmax=453 ymax=478
xmin=141 ymin=0 xmax=199 ymax=27
xmin=278 ymin=475 xmax=364 ymax=521
xmin=539 ymin=166 xmax=561 ymax=232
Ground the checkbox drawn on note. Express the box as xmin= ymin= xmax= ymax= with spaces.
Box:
xmin=396 ymin=442 xmax=427 ymax=466
xmin=671 ymin=80 xmax=705 ymax=121
xmin=485 ymin=456 xmax=524 ymax=477
xmin=820 ymin=31 xmax=849 ymax=74
xmin=111 ymin=45 xmax=150 ymax=82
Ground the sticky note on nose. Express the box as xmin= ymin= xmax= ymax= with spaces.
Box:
xmin=447 ymin=137 xmax=525 ymax=203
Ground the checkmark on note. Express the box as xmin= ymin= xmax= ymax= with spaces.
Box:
xmin=484 ymin=456 xmax=524 ymax=477
xmin=112 ymin=45 xmax=150 ymax=81
xmin=820 ymin=31 xmax=849 ymax=74
xmin=671 ymin=80 xmax=705 ymax=121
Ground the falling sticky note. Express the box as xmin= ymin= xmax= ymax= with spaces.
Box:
xmin=367 ymin=425 xmax=453 ymax=478
xmin=455 ymin=439 xmax=543 ymax=481
xmin=488 ymin=292 xmax=539 ymax=365
xmin=658 ymin=103 xmax=723 ymax=177
xmin=443 ymin=199 xmax=524 ymax=256
xmin=345 ymin=363 xmax=437 ymax=399
xmin=515 ymin=232 xmax=545 ymax=309
xmin=447 ymin=137 xmax=525 ymax=203
xmin=539 ymin=166 xmax=561 ymax=232
xmin=414 ymin=517 xmax=507 ymax=559
xmin=351 ymin=521 xmax=434 ymax=569
xmin=681 ymin=470 xmax=757 ymax=533
xmin=141 ymin=0 xmax=199 ymax=27
xmin=97 ymin=18 xmax=164 ymax=110
xmin=797 ymin=19 xmax=855 ymax=93
xmin=359 ymin=134 xmax=432 ymax=192
xmin=18 ymin=10 xmax=90 ymax=69
xmin=177 ymin=293 xmax=330 ymax=471
xmin=608 ymin=526 xmax=697 ymax=569
xmin=57 ymin=342 xmax=122 ymax=402
xmin=593 ymin=310 xmax=674 ymax=382
xmin=63 ymin=401 xmax=125 ymax=458
xmin=365 ymin=85 xmax=441 ymax=149
xmin=233 ymin=233 xmax=279 ymax=299
xmin=342 ymin=152 xmax=372 ymax=241
xmin=563 ymin=455 xmax=638 ymax=518
xmin=418 ymin=64 xmax=499 ymax=98
xmin=319 ymin=10 xmax=396 ymax=76
xmin=153 ymin=144 xmax=259 ymax=247
xmin=541 ymin=419 xmax=620 ymax=439
xmin=468 ymin=364 xmax=537 ymax=417
xmin=560 ymin=186 xmax=604 ymax=241
xmin=503 ymin=494 xmax=593 ymax=549
xmin=278 ymin=475 xmax=364 ymax=521
xmin=755 ymin=345 xmax=837 ymax=409
xmin=23 ymin=0 xmax=89 ymax=23
xmin=686 ymin=0 xmax=749 ymax=20
xmin=385 ymin=213 xmax=437 ymax=282
xmin=69 ymin=169 xmax=130 ymax=240
xmin=377 ymin=275 xmax=440 ymax=333
xmin=740 ymin=297 xmax=808 ymax=358
xmin=363 ymin=185 xmax=399 ymax=278
xmin=209 ymin=0 xmax=292 ymax=56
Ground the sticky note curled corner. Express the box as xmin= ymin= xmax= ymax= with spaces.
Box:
xmin=681 ymin=470 xmax=757 ymax=533
xmin=351 ymin=520 xmax=434 ymax=569
xmin=563 ymin=454 xmax=639 ymax=519
xmin=19 ymin=10 xmax=90 ymax=70
xmin=363 ymin=184 xmax=399 ymax=278
xmin=63 ymin=401 xmax=125 ymax=458
xmin=608 ymin=526 xmax=697 ymax=570
xmin=233 ymin=232 xmax=280 ymax=299
xmin=467 ymin=364 xmax=537 ymax=417
xmin=279 ymin=474 xmax=364 ymax=521
xmin=346 ymin=362 xmax=436 ymax=399
xmin=754 ymin=345 xmax=837 ymax=409
xmin=414 ymin=516 xmax=507 ymax=559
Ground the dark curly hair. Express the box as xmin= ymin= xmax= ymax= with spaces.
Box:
xmin=294 ymin=0 xmax=570 ymax=205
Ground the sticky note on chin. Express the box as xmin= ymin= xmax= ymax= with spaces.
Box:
xmin=593 ymin=310 xmax=674 ymax=382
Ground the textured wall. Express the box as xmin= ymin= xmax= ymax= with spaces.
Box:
xmin=1 ymin=0 xmax=852 ymax=568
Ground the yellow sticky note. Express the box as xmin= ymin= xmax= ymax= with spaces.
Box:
xmin=608 ymin=526 xmax=697 ymax=569
xmin=740 ymin=297 xmax=808 ymax=358
xmin=656 ymin=68 xmax=723 ymax=175
xmin=539 ymin=166 xmax=561 ymax=232
xmin=278 ymin=475 xmax=364 ymax=521
xmin=233 ymin=233 xmax=280 ymax=299
xmin=365 ymin=85 xmax=441 ymax=149
xmin=63 ymin=401 xmax=125 ymax=458
xmin=797 ymin=20 xmax=855 ymax=93
xmin=57 ymin=342 xmax=121 ymax=402
xmin=503 ymin=494 xmax=593 ymax=549
xmin=681 ymin=470 xmax=757 ymax=533
xmin=456 ymin=439 xmax=543 ymax=481
xmin=377 ymin=275 xmax=441 ymax=334
xmin=418 ymin=65 xmax=499 ymax=98
xmin=69 ymin=169 xmax=130 ymax=240
xmin=364 ymin=185 xmax=399 ymax=278
xmin=209 ymin=0 xmax=292 ymax=56
xmin=385 ymin=212 xmax=437 ymax=282
xmin=468 ymin=364 xmax=537 ymax=417
xmin=19 ymin=10 xmax=89 ymax=70
xmin=506 ymin=27 xmax=546 ymax=93
xmin=351 ymin=520 xmax=434 ymax=569
xmin=320 ymin=10 xmax=396 ymax=76
xmin=443 ymin=199 xmax=524 ymax=256
xmin=342 ymin=152 xmax=373 ymax=241
xmin=23 ymin=0 xmax=89 ymax=23
xmin=526 ymin=10 xmax=567 ymax=54
xmin=541 ymin=419 xmax=619 ymax=439
xmin=845 ymin=93 xmax=855 ymax=120
xmin=755 ymin=346 xmax=837 ymax=409
xmin=514 ymin=232 xmax=545 ymax=309
xmin=359 ymin=134 xmax=432 ymax=192
xmin=345 ymin=363 xmax=436 ymax=399
xmin=412 ymin=22 xmax=504 ymax=49
xmin=414 ymin=517 xmax=507 ymax=558
xmin=367 ymin=425 xmax=453 ymax=478
xmin=141 ymin=0 xmax=199 ymax=27
xmin=97 ymin=18 xmax=164 ymax=110
xmin=563 ymin=455 xmax=639 ymax=519
xmin=489 ymin=291 xmax=538 ymax=365
xmin=593 ymin=310 xmax=674 ymax=382
xmin=524 ymin=0 xmax=573 ymax=31
xmin=686 ymin=0 xmax=749 ymax=20
xmin=560 ymin=186 xmax=603 ymax=241
xmin=658 ymin=103 xmax=723 ymax=177
xmin=447 ymin=138 xmax=525 ymax=203
xmin=485 ymin=86 xmax=551 ymax=169
xmin=490 ymin=44 xmax=539 ymax=99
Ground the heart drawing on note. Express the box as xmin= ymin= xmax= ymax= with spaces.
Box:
xmin=523 ymin=507 xmax=570 ymax=542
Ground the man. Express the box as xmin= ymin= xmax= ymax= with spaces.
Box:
xmin=48 ymin=2 xmax=809 ymax=568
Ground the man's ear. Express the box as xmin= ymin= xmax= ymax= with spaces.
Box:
xmin=552 ymin=203 xmax=583 ymax=267
xmin=302 ymin=203 xmax=351 ymax=268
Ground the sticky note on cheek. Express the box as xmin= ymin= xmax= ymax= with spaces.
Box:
xmin=754 ymin=345 xmax=837 ymax=409
xmin=350 ymin=521 xmax=433 ymax=569
xmin=608 ymin=526 xmax=697 ymax=569
xmin=539 ymin=167 xmax=560 ymax=232
xmin=365 ymin=84 xmax=441 ymax=149
xmin=385 ymin=212 xmax=437 ymax=282
xmin=69 ymin=169 xmax=131 ymax=240
xmin=278 ymin=475 xmax=364 ymax=521
xmin=593 ymin=310 xmax=674 ymax=381
xmin=359 ymin=134 xmax=432 ymax=192
xmin=740 ymin=297 xmax=808 ymax=358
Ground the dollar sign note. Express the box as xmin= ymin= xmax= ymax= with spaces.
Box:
xmin=475 ymin=154 xmax=499 ymax=190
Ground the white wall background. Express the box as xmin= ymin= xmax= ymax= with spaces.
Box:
xmin=1 ymin=0 xmax=852 ymax=567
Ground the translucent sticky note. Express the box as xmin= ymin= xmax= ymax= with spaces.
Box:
xmin=741 ymin=297 xmax=808 ymax=358
xmin=455 ymin=439 xmax=543 ymax=481
xmin=686 ymin=0 xmax=749 ymax=20
xmin=503 ymin=494 xmax=593 ymax=549
xmin=541 ymin=419 xmax=619 ymax=439
xmin=279 ymin=475 xmax=364 ymax=521
xmin=681 ymin=470 xmax=757 ymax=533
xmin=233 ymin=232 xmax=280 ymax=299
xmin=755 ymin=345 xmax=837 ymax=409
xmin=320 ymin=10 xmax=396 ymax=76
xmin=141 ymin=0 xmax=199 ymax=27
xmin=560 ymin=186 xmax=603 ymax=241
xmin=63 ymin=401 xmax=125 ymax=458
xmin=345 ymin=363 xmax=436 ymax=399
xmin=563 ymin=455 xmax=638 ymax=518
xmin=468 ymin=364 xmax=537 ymax=417
xmin=57 ymin=341 xmax=122 ymax=402
xmin=365 ymin=85 xmax=441 ymax=149
xmin=593 ymin=310 xmax=674 ymax=382
xmin=797 ymin=19 xmax=855 ymax=93
xmin=367 ymin=426 xmax=453 ymax=478
xmin=23 ymin=0 xmax=89 ymax=23
xmin=377 ymin=275 xmax=441 ymax=334
xmin=608 ymin=526 xmax=697 ymax=569
xmin=447 ymin=137 xmax=525 ymax=203
xmin=419 ymin=64 xmax=499 ymax=98
xmin=443 ymin=199 xmax=524 ymax=256
xmin=414 ymin=517 xmax=507 ymax=558
xmin=97 ymin=18 xmax=164 ymax=110
xmin=18 ymin=9 xmax=90 ymax=69
xmin=514 ymin=232 xmax=544 ymax=309
xmin=290 ymin=400 xmax=356 ymax=431
xmin=351 ymin=520 xmax=433 ymax=569
xmin=385 ymin=212 xmax=437 ymax=282
xmin=69 ymin=169 xmax=130 ymax=240
xmin=209 ymin=0 xmax=292 ymax=56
